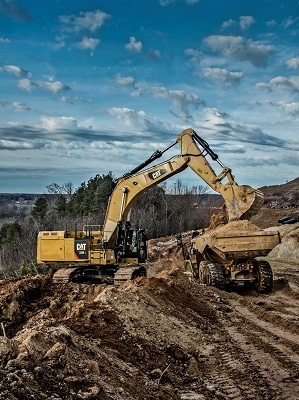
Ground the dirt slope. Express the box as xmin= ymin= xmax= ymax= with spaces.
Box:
xmin=0 ymin=222 xmax=299 ymax=400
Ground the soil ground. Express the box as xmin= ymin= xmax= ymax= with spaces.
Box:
xmin=0 ymin=211 xmax=299 ymax=400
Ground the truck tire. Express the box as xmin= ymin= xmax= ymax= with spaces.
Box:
xmin=254 ymin=260 xmax=273 ymax=294
xmin=199 ymin=261 xmax=225 ymax=290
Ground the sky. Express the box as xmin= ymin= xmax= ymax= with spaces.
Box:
xmin=0 ymin=0 xmax=299 ymax=193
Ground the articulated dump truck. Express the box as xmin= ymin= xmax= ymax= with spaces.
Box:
xmin=177 ymin=220 xmax=280 ymax=293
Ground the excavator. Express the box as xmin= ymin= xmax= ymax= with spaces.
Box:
xmin=37 ymin=128 xmax=266 ymax=285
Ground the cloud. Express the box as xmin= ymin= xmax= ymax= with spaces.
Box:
xmin=2 ymin=65 xmax=30 ymax=78
xmin=201 ymin=67 xmax=243 ymax=87
xmin=267 ymin=101 xmax=299 ymax=116
xmin=0 ymin=139 xmax=36 ymax=150
xmin=147 ymin=49 xmax=161 ymax=59
xmin=59 ymin=95 xmax=92 ymax=105
xmin=59 ymin=10 xmax=111 ymax=33
xmin=0 ymin=125 xmax=51 ymax=150
xmin=104 ymin=107 xmax=171 ymax=136
xmin=38 ymin=116 xmax=78 ymax=130
xmin=282 ymin=16 xmax=299 ymax=29
xmin=285 ymin=57 xmax=299 ymax=69
xmin=0 ymin=0 xmax=32 ymax=21
xmin=150 ymin=86 xmax=205 ymax=119
xmin=0 ymin=37 xmax=10 ymax=43
xmin=222 ymin=16 xmax=255 ymax=30
xmin=116 ymin=77 xmax=206 ymax=120
xmin=17 ymin=78 xmax=37 ymax=91
xmin=204 ymin=35 xmax=274 ymax=67
xmin=278 ymin=102 xmax=299 ymax=115
xmin=39 ymin=79 xmax=70 ymax=94
xmin=184 ymin=48 xmax=201 ymax=62
xmin=105 ymin=107 xmax=149 ymax=129
xmin=76 ymin=36 xmax=100 ymax=50
xmin=239 ymin=16 xmax=256 ymax=30
xmin=12 ymin=102 xmax=30 ymax=111
xmin=198 ymin=108 xmax=289 ymax=149
xmin=221 ymin=19 xmax=237 ymax=29
xmin=266 ymin=20 xmax=277 ymax=27
xmin=115 ymin=74 xmax=136 ymax=88
xmin=159 ymin=0 xmax=200 ymax=5
xmin=18 ymin=78 xmax=70 ymax=94
xmin=256 ymin=75 xmax=299 ymax=92
xmin=125 ymin=37 xmax=143 ymax=53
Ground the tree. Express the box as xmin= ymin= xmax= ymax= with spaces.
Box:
xmin=0 ymin=221 xmax=22 ymax=245
xmin=55 ymin=195 xmax=67 ymax=216
xmin=31 ymin=197 xmax=48 ymax=220
xmin=69 ymin=172 xmax=116 ymax=218
xmin=46 ymin=183 xmax=64 ymax=195
xmin=46 ymin=181 xmax=74 ymax=196
xmin=64 ymin=181 xmax=74 ymax=196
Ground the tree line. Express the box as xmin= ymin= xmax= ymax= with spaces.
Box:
xmin=0 ymin=171 xmax=219 ymax=278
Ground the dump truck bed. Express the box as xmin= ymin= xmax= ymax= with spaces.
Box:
xmin=194 ymin=230 xmax=281 ymax=260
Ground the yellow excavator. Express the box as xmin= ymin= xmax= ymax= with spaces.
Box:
xmin=37 ymin=128 xmax=264 ymax=284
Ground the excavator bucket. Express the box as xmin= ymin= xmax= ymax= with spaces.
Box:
xmin=224 ymin=185 xmax=264 ymax=222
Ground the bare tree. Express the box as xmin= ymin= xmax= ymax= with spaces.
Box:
xmin=64 ymin=181 xmax=74 ymax=196
xmin=46 ymin=181 xmax=74 ymax=196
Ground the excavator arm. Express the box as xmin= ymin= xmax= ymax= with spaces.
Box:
xmin=177 ymin=128 xmax=264 ymax=222
xmin=102 ymin=128 xmax=264 ymax=246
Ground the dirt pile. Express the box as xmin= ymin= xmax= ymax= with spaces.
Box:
xmin=208 ymin=220 xmax=263 ymax=234
xmin=0 ymin=269 xmax=225 ymax=400
xmin=1 ymin=222 xmax=299 ymax=399
xmin=267 ymin=224 xmax=299 ymax=264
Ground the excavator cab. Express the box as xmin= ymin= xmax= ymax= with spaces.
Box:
xmin=114 ymin=221 xmax=147 ymax=263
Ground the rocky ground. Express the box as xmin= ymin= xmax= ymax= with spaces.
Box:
xmin=0 ymin=213 xmax=299 ymax=400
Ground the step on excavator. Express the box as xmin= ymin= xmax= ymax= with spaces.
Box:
xmin=37 ymin=128 xmax=274 ymax=287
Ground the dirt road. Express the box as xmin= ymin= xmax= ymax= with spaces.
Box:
xmin=0 ymin=224 xmax=298 ymax=400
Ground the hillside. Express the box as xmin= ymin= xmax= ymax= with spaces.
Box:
xmin=259 ymin=177 xmax=299 ymax=208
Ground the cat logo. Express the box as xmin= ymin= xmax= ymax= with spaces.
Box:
xmin=76 ymin=243 xmax=86 ymax=251
xmin=147 ymin=168 xmax=167 ymax=181
xmin=74 ymin=239 xmax=89 ymax=259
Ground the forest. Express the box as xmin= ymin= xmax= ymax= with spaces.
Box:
xmin=0 ymin=172 xmax=220 ymax=278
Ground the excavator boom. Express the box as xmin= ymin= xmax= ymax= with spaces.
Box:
xmin=103 ymin=155 xmax=189 ymax=245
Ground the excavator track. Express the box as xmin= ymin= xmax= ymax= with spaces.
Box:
xmin=52 ymin=268 xmax=79 ymax=284
xmin=114 ymin=265 xmax=147 ymax=285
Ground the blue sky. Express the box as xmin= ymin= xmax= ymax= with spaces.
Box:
xmin=0 ymin=0 xmax=298 ymax=193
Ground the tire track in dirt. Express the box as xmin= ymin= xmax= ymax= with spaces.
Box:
xmin=202 ymin=344 xmax=270 ymax=400
xmin=230 ymin=299 xmax=299 ymax=348
xmin=222 ymin=323 xmax=297 ymax=400
xmin=193 ymin=308 xmax=276 ymax=400
xmin=214 ymin=293 xmax=299 ymax=400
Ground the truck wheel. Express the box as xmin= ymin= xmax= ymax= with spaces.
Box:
xmin=254 ymin=260 xmax=273 ymax=294
xmin=199 ymin=261 xmax=225 ymax=290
